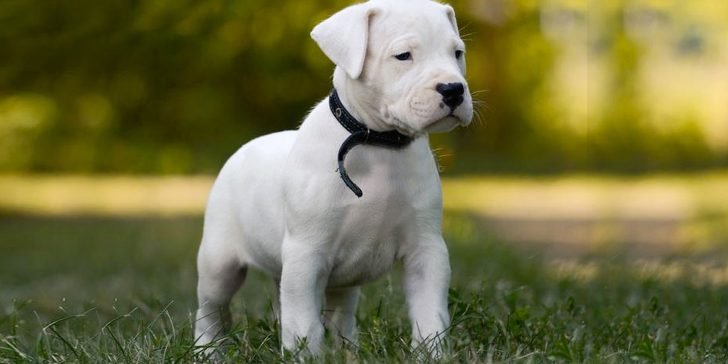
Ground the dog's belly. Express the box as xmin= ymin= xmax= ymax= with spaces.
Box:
xmin=327 ymin=233 xmax=403 ymax=287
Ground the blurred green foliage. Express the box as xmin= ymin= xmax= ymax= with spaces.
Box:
xmin=0 ymin=0 xmax=727 ymax=174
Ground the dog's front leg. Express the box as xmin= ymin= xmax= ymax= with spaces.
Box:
xmin=279 ymin=239 xmax=328 ymax=355
xmin=402 ymin=238 xmax=451 ymax=356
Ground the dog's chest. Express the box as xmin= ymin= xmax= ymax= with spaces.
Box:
xmin=325 ymin=173 xmax=422 ymax=287
xmin=284 ymin=114 xmax=442 ymax=287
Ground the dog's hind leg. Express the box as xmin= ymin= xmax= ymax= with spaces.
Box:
xmin=323 ymin=286 xmax=360 ymax=347
xmin=194 ymin=234 xmax=247 ymax=350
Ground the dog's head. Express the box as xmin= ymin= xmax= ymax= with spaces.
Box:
xmin=311 ymin=0 xmax=473 ymax=136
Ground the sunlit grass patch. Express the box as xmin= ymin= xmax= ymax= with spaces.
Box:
xmin=441 ymin=172 xmax=728 ymax=220
xmin=0 ymin=175 xmax=212 ymax=216
xmin=3 ymin=171 xmax=728 ymax=220
xmin=549 ymin=258 xmax=728 ymax=286
xmin=442 ymin=172 xmax=728 ymax=252
xmin=2 ymin=172 xmax=728 ymax=255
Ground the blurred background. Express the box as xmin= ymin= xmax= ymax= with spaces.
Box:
xmin=2 ymin=0 xmax=727 ymax=175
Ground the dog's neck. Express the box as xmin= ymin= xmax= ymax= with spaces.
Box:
xmin=329 ymin=88 xmax=414 ymax=198
xmin=329 ymin=69 xmax=417 ymax=198
xmin=332 ymin=69 xmax=392 ymax=133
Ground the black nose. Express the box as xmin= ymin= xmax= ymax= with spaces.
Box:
xmin=436 ymin=82 xmax=465 ymax=109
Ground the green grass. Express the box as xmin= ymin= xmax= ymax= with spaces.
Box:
xmin=2 ymin=214 xmax=728 ymax=363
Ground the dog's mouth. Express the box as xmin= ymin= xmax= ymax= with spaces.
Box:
xmin=390 ymin=117 xmax=423 ymax=138
xmin=388 ymin=102 xmax=472 ymax=136
xmin=390 ymin=115 xmax=465 ymax=136
xmin=424 ymin=115 xmax=461 ymax=133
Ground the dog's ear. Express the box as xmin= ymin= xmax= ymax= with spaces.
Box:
xmin=311 ymin=3 xmax=378 ymax=80
xmin=442 ymin=4 xmax=460 ymax=36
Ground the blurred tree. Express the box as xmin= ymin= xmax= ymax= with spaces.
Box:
xmin=0 ymin=0 xmax=726 ymax=174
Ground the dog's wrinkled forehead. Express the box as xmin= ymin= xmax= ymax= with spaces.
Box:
xmin=369 ymin=6 xmax=461 ymax=55
xmin=370 ymin=0 xmax=459 ymax=37
xmin=311 ymin=0 xmax=462 ymax=80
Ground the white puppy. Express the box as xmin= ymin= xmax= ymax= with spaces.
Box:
xmin=194 ymin=0 xmax=473 ymax=356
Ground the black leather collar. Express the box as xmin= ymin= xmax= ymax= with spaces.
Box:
xmin=329 ymin=88 xmax=413 ymax=198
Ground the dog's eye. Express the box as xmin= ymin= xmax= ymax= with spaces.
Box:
xmin=394 ymin=52 xmax=412 ymax=61
xmin=455 ymin=50 xmax=464 ymax=59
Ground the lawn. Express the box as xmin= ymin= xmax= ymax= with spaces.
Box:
xmin=2 ymin=175 xmax=728 ymax=362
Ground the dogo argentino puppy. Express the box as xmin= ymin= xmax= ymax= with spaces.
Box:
xmin=194 ymin=0 xmax=473 ymax=355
